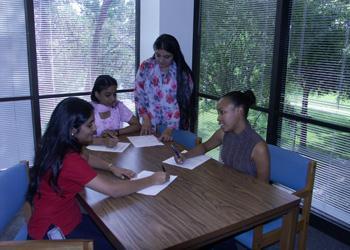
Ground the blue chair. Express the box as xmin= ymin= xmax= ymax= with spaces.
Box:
xmin=0 ymin=163 xmax=94 ymax=249
xmin=0 ymin=161 xmax=29 ymax=241
xmin=157 ymin=125 xmax=202 ymax=149
xmin=235 ymin=144 xmax=316 ymax=250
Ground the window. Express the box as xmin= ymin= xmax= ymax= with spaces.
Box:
xmin=0 ymin=0 xmax=138 ymax=168
xmin=33 ymin=0 xmax=137 ymax=132
xmin=197 ymin=0 xmax=350 ymax=227
xmin=197 ymin=0 xmax=277 ymax=158
xmin=0 ymin=0 xmax=34 ymax=168
xmin=281 ymin=0 xmax=350 ymax=227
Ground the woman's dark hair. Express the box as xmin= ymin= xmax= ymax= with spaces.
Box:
xmin=153 ymin=34 xmax=194 ymax=129
xmin=223 ymin=90 xmax=256 ymax=118
xmin=27 ymin=97 xmax=94 ymax=204
xmin=91 ymin=75 xmax=118 ymax=103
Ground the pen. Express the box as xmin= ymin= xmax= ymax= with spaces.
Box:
xmin=121 ymin=174 xmax=130 ymax=180
xmin=170 ymin=144 xmax=181 ymax=158
xmin=161 ymin=165 xmax=166 ymax=172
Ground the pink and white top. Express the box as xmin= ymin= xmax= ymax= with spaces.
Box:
xmin=91 ymin=101 xmax=133 ymax=136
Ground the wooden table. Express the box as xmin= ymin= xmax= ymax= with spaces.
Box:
xmin=78 ymin=137 xmax=300 ymax=250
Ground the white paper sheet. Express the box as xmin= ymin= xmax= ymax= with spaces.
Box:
xmin=86 ymin=142 xmax=130 ymax=153
xmin=127 ymin=135 xmax=164 ymax=148
xmin=162 ymin=154 xmax=211 ymax=170
xmin=132 ymin=170 xmax=177 ymax=196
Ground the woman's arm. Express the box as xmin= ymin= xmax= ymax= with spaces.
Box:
xmin=175 ymin=128 xmax=223 ymax=163
xmin=86 ymin=171 xmax=169 ymax=198
xmin=92 ymin=136 xmax=118 ymax=148
xmin=251 ymin=141 xmax=270 ymax=183
xmin=82 ymin=150 xmax=135 ymax=179
xmin=119 ymin=115 xmax=141 ymax=135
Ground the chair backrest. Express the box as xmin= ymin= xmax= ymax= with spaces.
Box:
xmin=0 ymin=162 xmax=29 ymax=238
xmin=268 ymin=144 xmax=311 ymax=191
xmin=157 ymin=125 xmax=201 ymax=149
xmin=0 ymin=239 xmax=93 ymax=250
xmin=235 ymin=145 xmax=316 ymax=250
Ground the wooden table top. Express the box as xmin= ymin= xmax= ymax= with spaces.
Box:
xmin=78 ymin=137 xmax=300 ymax=250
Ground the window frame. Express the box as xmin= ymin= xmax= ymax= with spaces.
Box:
xmin=12 ymin=0 xmax=140 ymax=149
xmin=193 ymin=0 xmax=350 ymax=231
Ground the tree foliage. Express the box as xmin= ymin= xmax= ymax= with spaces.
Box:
xmin=199 ymin=0 xmax=276 ymax=111
xmin=34 ymin=0 xmax=136 ymax=95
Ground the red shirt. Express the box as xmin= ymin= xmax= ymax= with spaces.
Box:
xmin=28 ymin=152 xmax=97 ymax=239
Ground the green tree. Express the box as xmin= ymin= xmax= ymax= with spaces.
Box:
xmin=287 ymin=0 xmax=350 ymax=147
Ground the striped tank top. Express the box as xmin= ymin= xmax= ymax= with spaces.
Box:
xmin=220 ymin=123 xmax=263 ymax=177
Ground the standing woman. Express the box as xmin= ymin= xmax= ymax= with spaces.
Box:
xmin=91 ymin=75 xmax=141 ymax=147
xmin=134 ymin=34 xmax=194 ymax=142
xmin=27 ymin=97 xmax=168 ymax=249
xmin=175 ymin=90 xmax=270 ymax=183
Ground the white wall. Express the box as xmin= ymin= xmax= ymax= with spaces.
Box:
xmin=140 ymin=0 xmax=194 ymax=68
xmin=140 ymin=0 xmax=159 ymax=63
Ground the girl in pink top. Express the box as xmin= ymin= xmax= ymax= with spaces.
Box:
xmin=91 ymin=75 xmax=141 ymax=146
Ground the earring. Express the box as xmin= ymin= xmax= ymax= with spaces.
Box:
xmin=71 ymin=133 xmax=74 ymax=136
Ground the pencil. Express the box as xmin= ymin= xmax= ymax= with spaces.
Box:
xmin=161 ymin=165 xmax=166 ymax=172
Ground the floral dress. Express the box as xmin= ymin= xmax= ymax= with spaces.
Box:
xmin=134 ymin=57 xmax=193 ymax=130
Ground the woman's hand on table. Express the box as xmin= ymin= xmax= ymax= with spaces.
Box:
xmin=140 ymin=118 xmax=152 ymax=135
xmin=159 ymin=127 xmax=173 ymax=142
xmin=110 ymin=166 xmax=136 ymax=180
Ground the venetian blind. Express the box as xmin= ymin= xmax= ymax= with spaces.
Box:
xmin=0 ymin=0 xmax=35 ymax=168
xmin=280 ymin=0 xmax=350 ymax=228
xmin=33 ymin=0 xmax=137 ymax=130
xmin=198 ymin=0 xmax=277 ymax=109
xmin=197 ymin=0 xmax=278 ymax=159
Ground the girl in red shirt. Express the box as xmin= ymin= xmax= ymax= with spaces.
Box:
xmin=27 ymin=97 xmax=168 ymax=249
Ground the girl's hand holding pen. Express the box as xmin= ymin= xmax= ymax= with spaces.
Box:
xmin=171 ymin=144 xmax=185 ymax=164
xmin=174 ymin=153 xmax=185 ymax=164
xmin=101 ymin=130 xmax=119 ymax=147
xmin=104 ymin=137 xmax=119 ymax=148
xmin=102 ymin=129 xmax=118 ymax=138
xmin=151 ymin=171 xmax=170 ymax=184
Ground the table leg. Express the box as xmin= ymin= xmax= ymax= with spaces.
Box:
xmin=280 ymin=205 xmax=298 ymax=250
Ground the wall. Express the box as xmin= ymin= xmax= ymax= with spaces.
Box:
xmin=140 ymin=0 xmax=194 ymax=68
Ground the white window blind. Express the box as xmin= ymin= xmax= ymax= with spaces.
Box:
xmin=0 ymin=0 xmax=34 ymax=168
xmin=281 ymin=0 xmax=350 ymax=227
xmin=33 ymin=0 xmax=137 ymax=131
xmin=198 ymin=0 xmax=277 ymax=109
xmin=197 ymin=0 xmax=277 ymax=158
xmin=198 ymin=0 xmax=350 ymax=228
